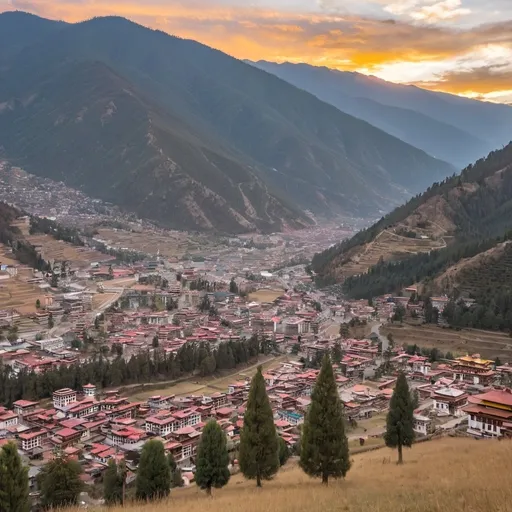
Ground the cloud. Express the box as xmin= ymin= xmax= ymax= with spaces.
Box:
xmin=410 ymin=0 xmax=471 ymax=23
xmin=1 ymin=0 xmax=512 ymax=101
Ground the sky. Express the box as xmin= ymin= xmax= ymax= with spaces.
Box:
xmin=2 ymin=0 xmax=512 ymax=103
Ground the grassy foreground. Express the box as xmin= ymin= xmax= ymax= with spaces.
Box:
xmin=74 ymin=437 xmax=512 ymax=512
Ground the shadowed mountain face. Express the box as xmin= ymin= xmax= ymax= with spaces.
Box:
xmin=0 ymin=12 xmax=455 ymax=232
xmin=250 ymin=61 xmax=512 ymax=170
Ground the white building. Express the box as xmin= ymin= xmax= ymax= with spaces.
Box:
xmin=53 ymin=388 xmax=77 ymax=409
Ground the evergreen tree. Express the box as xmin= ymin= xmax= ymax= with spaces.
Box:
xmin=300 ymin=355 xmax=350 ymax=484
xmin=35 ymin=299 xmax=41 ymax=309
xmin=229 ymin=278 xmax=238 ymax=294
xmin=331 ymin=341 xmax=343 ymax=364
xmin=103 ymin=459 xmax=124 ymax=506
xmin=39 ymin=456 xmax=82 ymax=509
xmin=384 ymin=372 xmax=415 ymax=464
xmin=278 ymin=437 xmax=290 ymax=467
xmin=195 ymin=420 xmax=230 ymax=495
xmin=152 ymin=335 xmax=159 ymax=348
xmin=239 ymin=366 xmax=279 ymax=487
xmin=167 ymin=453 xmax=183 ymax=488
xmin=135 ymin=440 xmax=171 ymax=501
xmin=0 ymin=442 xmax=30 ymax=512
xmin=47 ymin=313 xmax=54 ymax=329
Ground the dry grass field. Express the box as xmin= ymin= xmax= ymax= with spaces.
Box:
xmin=248 ymin=289 xmax=283 ymax=303
xmin=128 ymin=355 xmax=288 ymax=401
xmin=77 ymin=437 xmax=512 ymax=512
xmin=382 ymin=322 xmax=512 ymax=361
xmin=24 ymin=233 xmax=108 ymax=269
xmin=0 ymin=271 xmax=45 ymax=314
xmin=96 ymin=228 xmax=189 ymax=258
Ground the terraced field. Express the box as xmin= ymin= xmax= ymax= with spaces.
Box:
xmin=341 ymin=229 xmax=445 ymax=277
xmin=25 ymin=233 xmax=109 ymax=269
xmin=0 ymin=271 xmax=45 ymax=314
xmin=381 ymin=322 xmax=512 ymax=361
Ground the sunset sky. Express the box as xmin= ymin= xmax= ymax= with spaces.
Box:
xmin=2 ymin=0 xmax=512 ymax=103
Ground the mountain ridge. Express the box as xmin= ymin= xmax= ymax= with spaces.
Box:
xmin=0 ymin=13 xmax=455 ymax=231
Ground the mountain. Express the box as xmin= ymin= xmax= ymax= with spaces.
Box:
xmin=0 ymin=13 xmax=454 ymax=232
xmin=311 ymin=143 xmax=512 ymax=297
xmin=250 ymin=61 xmax=512 ymax=169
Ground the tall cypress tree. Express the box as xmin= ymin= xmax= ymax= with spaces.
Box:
xmin=136 ymin=440 xmax=171 ymax=501
xmin=103 ymin=459 xmax=124 ymax=506
xmin=239 ymin=366 xmax=279 ymax=487
xmin=195 ymin=420 xmax=230 ymax=495
xmin=384 ymin=371 xmax=415 ymax=464
xmin=0 ymin=442 xmax=30 ymax=512
xmin=300 ymin=355 xmax=350 ymax=485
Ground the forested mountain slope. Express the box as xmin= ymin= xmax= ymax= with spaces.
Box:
xmin=312 ymin=143 xmax=512 ymax=291
xmin=0 ymin=13 xmax=454 ymax=232
xmin=250 ymin=61 xmax=512 ymax=169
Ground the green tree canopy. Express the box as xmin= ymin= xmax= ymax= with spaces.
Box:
xmin=135 ymin=440 xmax=171 ymax=501
xmin=195 ymin=420 xmax=230 ymax=495
xmin=384 ymin=372 xmax=415 ymax=464
xmin=278 ymin=437 xmax=290 ymax=467
xmin=239 ymin=366 xmax=279 ymax=487
xmin=39 ymin=456 xmax=82 ymax=509
xmin=103 ymin=459 xmax=124 ymax=506
xmin=300 ymin=355 xmax=350 ymax=484
xmin=0 ymin=442 xmax=30 ymax=512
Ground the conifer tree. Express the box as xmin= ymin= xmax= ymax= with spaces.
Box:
xmin=167 ymin=453 xmax=183 ymax=488
xmin=300 ymin=355 xmax=350 ymax=484
xmin=0 ymin=442 xmax=30 ymax=512
xmin=195 ymin=420 xmax=230 ymax=495
xmin=385 ymin=371 xmax=415 ymax=464
xmin=239 ymin=366 xmax=279 ymax=487
xmin=103 ymin=459 xmax=124 ymax=506
xmin=278 ymin=437 xmax=290 ymax=467
xmin=135 ymin=440 xmax=171 ymax=501
xmin=39 ymin=456 xmax=82 ymax=509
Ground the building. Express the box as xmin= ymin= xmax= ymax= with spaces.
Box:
xmin=413 ymin=414 xmax=434 ymax=436
xmin=0 ymin=409 xmax=18 ymax=429
xmin=83 ymin=383 xmax=97 ymax=398
xmin=32 ymin=337 xmax=65 ymax=352
xmin=452 ymin=355 xmax=495 ymax=385
xmin=19 ymin=430 xmax=46 ymax=452
xmin=53 ymin=388 xmax=77 ymax=409
xmin=464 ymin=389 xmax=512 ymax=437
xmin=432 ymin=388 xmax=468 ymax=417
xmin=13 ymin=400 xmax=38 ymax=417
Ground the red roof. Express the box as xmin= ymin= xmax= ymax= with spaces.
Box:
xmin=463 ymin=404 xmax=512 ymax=419
xmin=477 ymin=390 xmax=512 ymax=407
xmin=56 ymin=428 xmax=79 ymax=438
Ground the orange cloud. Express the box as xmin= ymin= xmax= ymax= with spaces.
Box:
xmin=2 ymin=0 xmax=512 ymax=101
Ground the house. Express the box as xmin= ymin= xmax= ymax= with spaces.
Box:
xmin=0 ymin=409 xmax=18 ymax=429
xmin=277 ymin=410 xmax=304 ymax=426
xmin=52 ymin=427 xmax=82 ymax=448
xmin=13 ymin=400 xmax=38 ymax=417
xmin=19 ymin=430 xmax=47 ymax=452
xmin=83 ymin=383 xmax=97 ymax=398
xmin=432 ymin=388 xmax=468 ymax=416
xmin=463 ymin=388 xmax=512 ymax=437
xmin=145 ymin=414 xmax=179 ymax=437
xmin=53 ymin=388 xmax=78 ymax=409
xmin=413 ymin=414 xmax=434 ymax=436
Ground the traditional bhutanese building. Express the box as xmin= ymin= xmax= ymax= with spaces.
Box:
xmin=463 ymin=388 xmax=512 ymax=437
xmin=451 ymin=355 xmax=495 ymax=385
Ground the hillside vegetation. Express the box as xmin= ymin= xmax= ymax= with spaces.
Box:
xmin=312 ymin=142 xmax=512 ymax=289
xmin=70 ymin=438 xmax=512 ymax=512
xmin=0 ymin=12 xmax=454 ymax=232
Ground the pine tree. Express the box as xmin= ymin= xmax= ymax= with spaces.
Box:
xmin=300 ymin=355 xmax=350 ymax=484
xmin=0 ymin=442 xmax=30 ymax=512
xmin=135 ymin=440 xmax=171 ymax=501
xmin=278 ymin=437 xmax=290 ymax=467
xmin=39 ymin=456 xmax=82 ymax=509
xmin=103 ymin=459 xmax=124 ymax=506
xmin=385 ymin=371 xmax=415 ymax=464
xmin=195 ymin=420 xmax=230 ymax=495
xmin=239 ymin=366 xmax=279 ymax=487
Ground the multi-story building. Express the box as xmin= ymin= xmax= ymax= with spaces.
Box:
xmin=53 ymin=388 xmax=77 ymax=409
xmin=452 ymin=355 xmax=495 ymax=385
xmin=19 ymin=430 xmax=47 ymax=452
xmin=464 ymin=388 xmax=512 ymax=437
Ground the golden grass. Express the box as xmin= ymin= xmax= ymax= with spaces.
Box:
xmin=78 ymin=438 xmax=512 ymax=512
xmin=248 ymin=289 xmax=283 ymax=303
xmin=382 ymin=323 xmax=512 ymax=361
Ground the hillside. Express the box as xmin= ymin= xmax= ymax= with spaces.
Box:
xmin=250 ymin=61 xmax=512 ymax=169
xmin=0 ymin=12 xmax=455 ymax=232
xmin=68 ymin=438 xmax=512 ymax=512
xmin=312 ymin=143 xmax=512 ymax=288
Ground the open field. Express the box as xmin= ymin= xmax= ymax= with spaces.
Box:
xmin=96 ymin=228 xmax=189 ymax=258
xmin=0 ymin=243 xmax=18 ymax=266
xmin=381 ymin=322 xmax=512 ymax=361
xmin=128 ymin=355 xmax=288 ymax=401
xmin=79 ymin=437 xmax=512 ymax=512
xmin=0 ymin=273 xmax=45 ymax=314
xmin=25 ymin=233 xmax=109 ymax=269
xmin=91 ymin=293 xmax=120 ymax=310
xmin=248 ymin=289 xmax=283 ymax=303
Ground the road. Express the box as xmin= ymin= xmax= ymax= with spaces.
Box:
xmin=371 ymin=322 xmax=389 ymax=354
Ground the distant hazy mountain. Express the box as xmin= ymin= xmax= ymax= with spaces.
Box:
xmin=0 ymin=12 xmax=455 ymax=232
xmin=250 ymin=61 xmax=512 ymax=169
